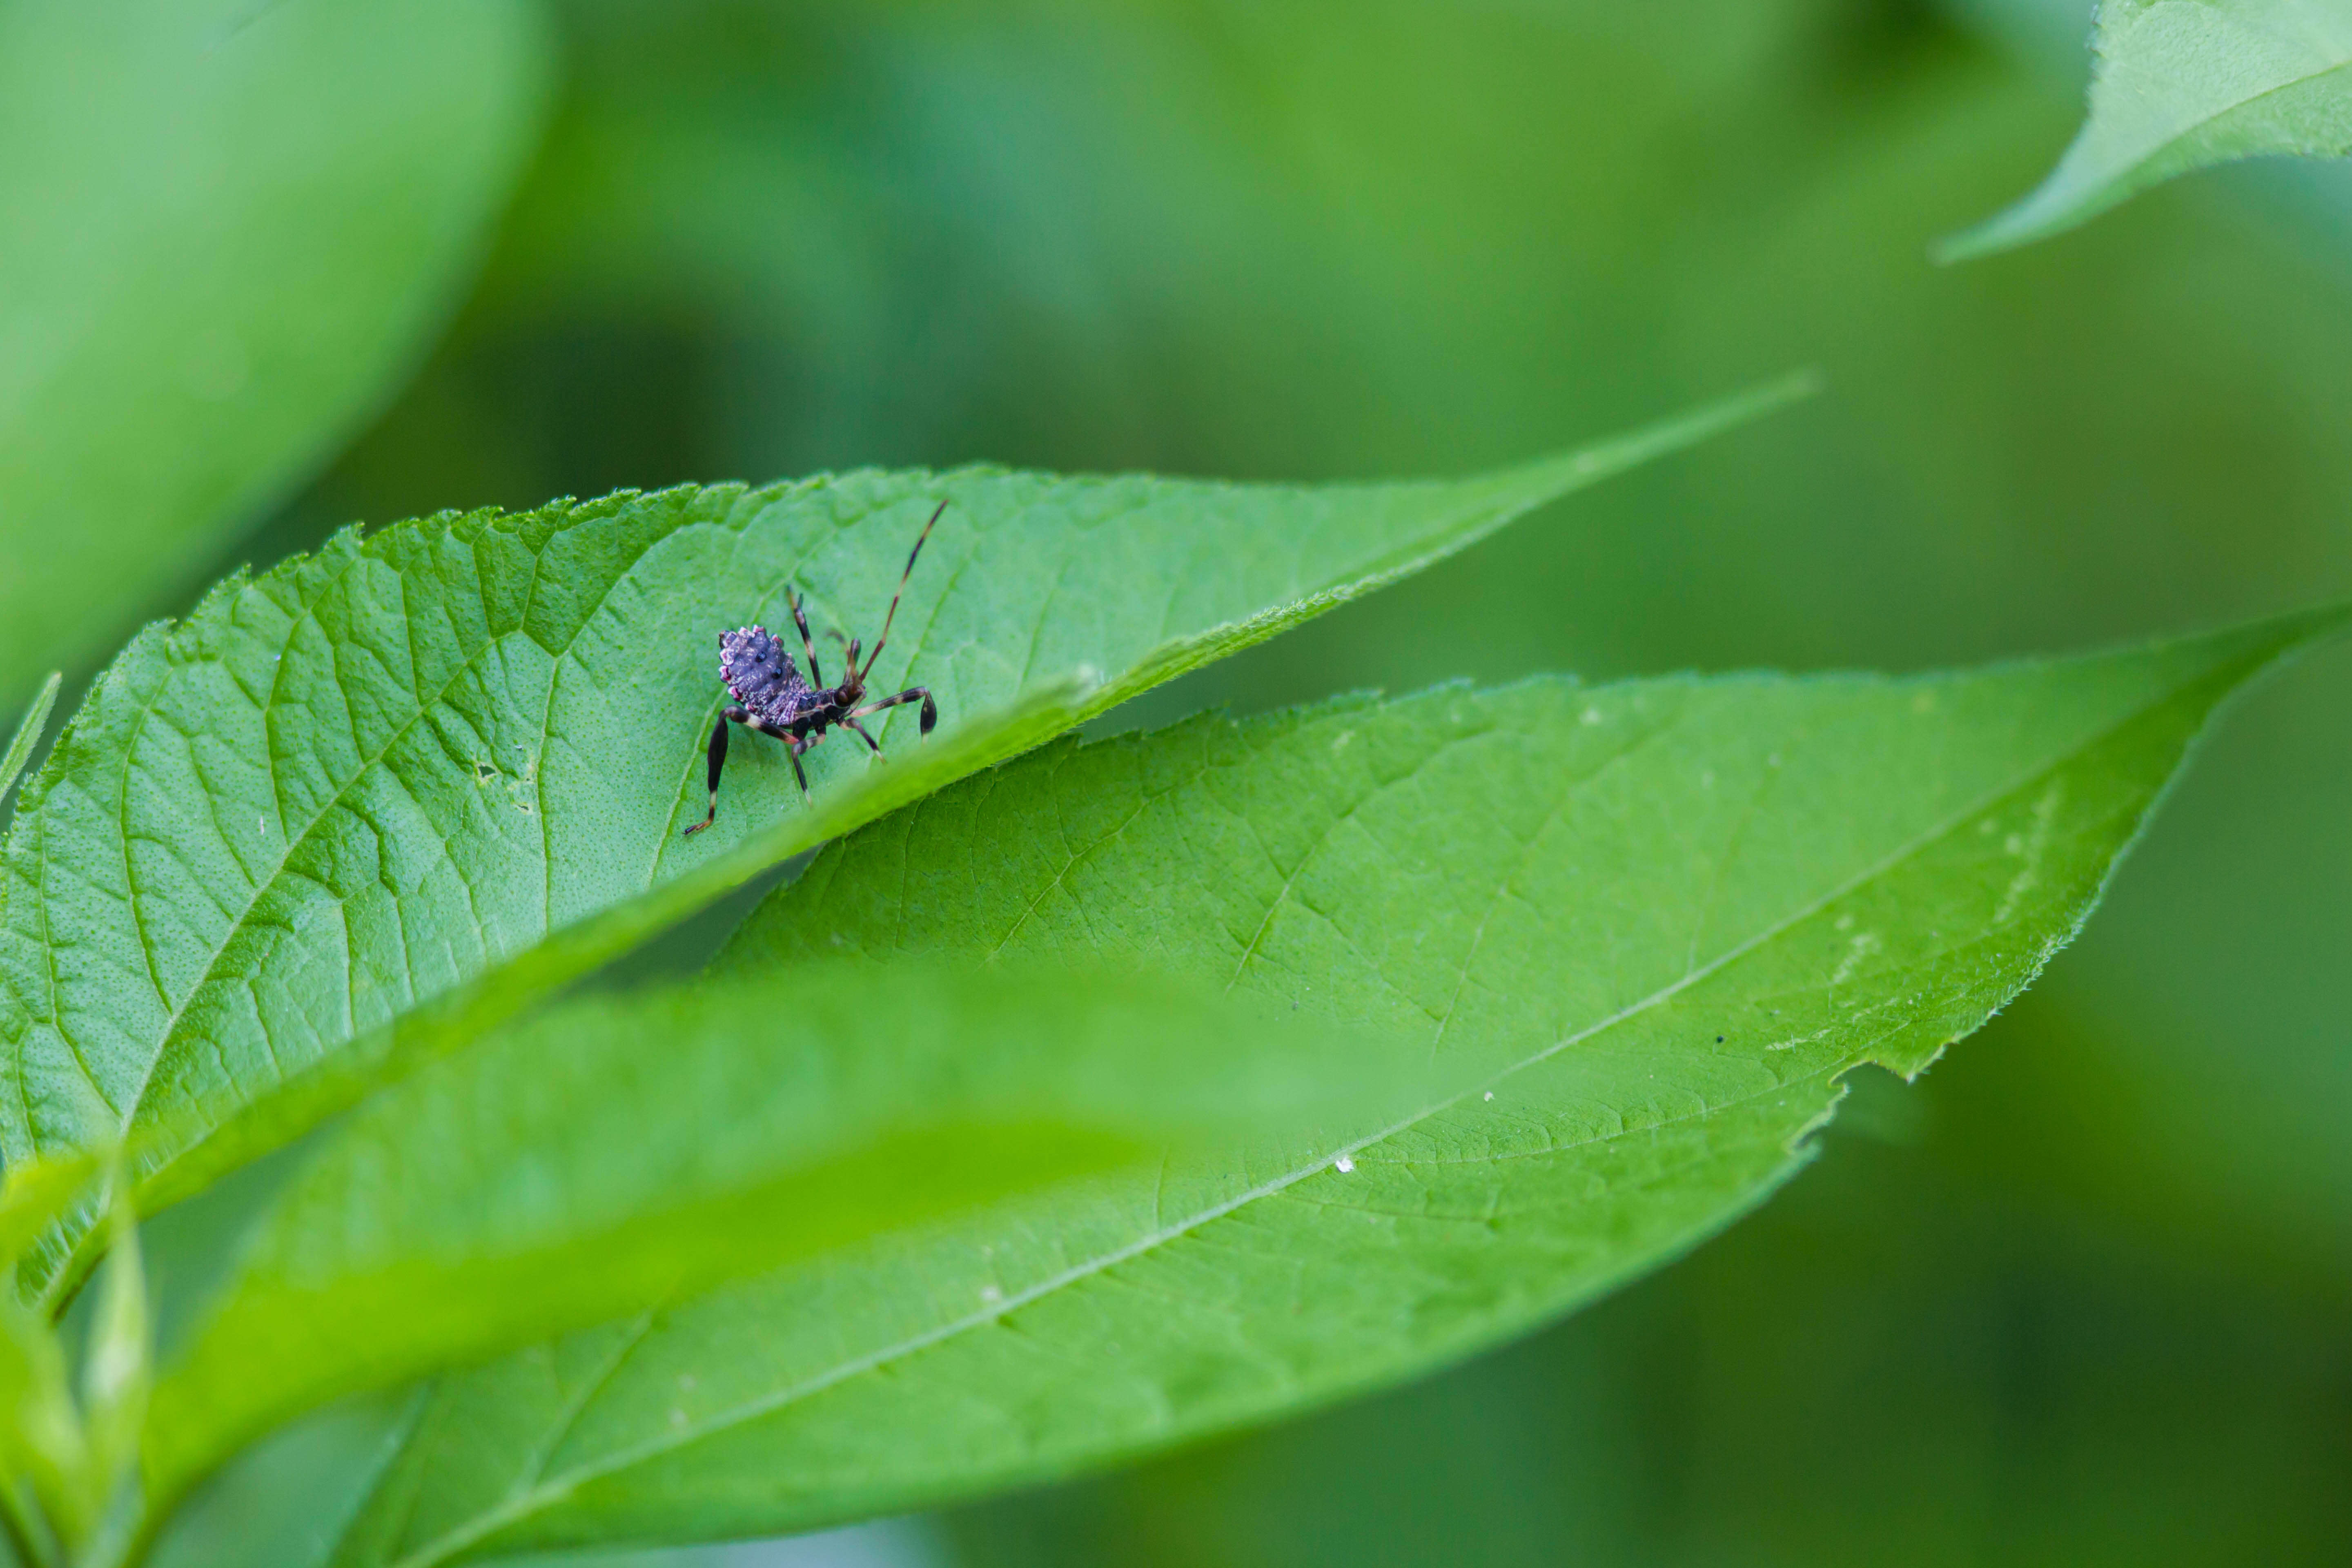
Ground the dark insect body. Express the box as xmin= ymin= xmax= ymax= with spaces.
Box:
xmin=683 ymin=502 xmax=944 ymax=836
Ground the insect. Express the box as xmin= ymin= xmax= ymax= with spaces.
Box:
xmin=683 ymin=501 xmax=944 ymax=836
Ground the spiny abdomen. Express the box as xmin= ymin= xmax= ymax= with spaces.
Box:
xmin=718 ymin=625 xmax=819 ymax=726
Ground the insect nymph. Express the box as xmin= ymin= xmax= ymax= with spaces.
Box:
xmin=683 ymin=501 xmax=944 ymax=836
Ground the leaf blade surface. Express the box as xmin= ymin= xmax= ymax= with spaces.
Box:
xmin=138 ymin=964 xmax=1401 ymax=1505
xmin=0 ymin=386 xmax=1791 ymax=1293
xmin=1941 ymin=0 xmax=2352 ymax=258
xmin=327 ymin=605 xmax=2350 ymax=1563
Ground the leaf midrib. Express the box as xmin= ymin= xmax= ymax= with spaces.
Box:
xmin=378 ymin=664 xmax=2192 ymax=1568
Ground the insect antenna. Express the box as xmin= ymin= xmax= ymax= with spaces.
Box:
xmin=861 ymin=500 xmax=947 ymax=681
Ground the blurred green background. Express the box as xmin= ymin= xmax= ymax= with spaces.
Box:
xmin=27 ymin=0 xmax=2352 ymax=1563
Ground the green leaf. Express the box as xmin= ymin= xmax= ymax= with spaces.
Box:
xmin=145 ymin=1394 xmax=418 ymax=1568
xmin=0 ymin=0 xmax=554 ymax=701
xmin=1938 ymin=0 xmax=2352 ymax=260
xmin=0 ymin=1164 xmax=128 ymax=1564
xmin=136 ymin=963 xmax=1405 ymax=1511
xmin=79 ymin=1202 xmax=150 ymax=1559
xmin=0 ymin=1152 xmax=102 ymax=1280
xmin=0 ymin=674 xmax=59 ymax=815
xmin=326 ymin=606 xmax=2347 ymax=1564
xmin=0 ymin=1294 xmax=81 ymax=1566
xmin=0 ymin=382 xmax=1800 ymax=1300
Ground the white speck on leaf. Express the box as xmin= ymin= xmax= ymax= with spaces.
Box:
xmin=1831 ymin=930 xmax=1882 ymax=987
xmin=1766 ymin=1023 xmax=1835 ymax=1053
xmin=1334 ymin=1154 xmax=1356 ymax=1174
xmin=1993 ymin=780 xmax=2063 ymax=926
xmin=980 ymin=1284 xmax=1004 ymax=1305
xmin=1580 ymin=707 xmax=1602 ymax=725
xmin=1483 ymin=1090 xmax=1494 ymax=1101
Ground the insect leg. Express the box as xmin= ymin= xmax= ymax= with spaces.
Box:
xmin=739 ymin=714 xmax=816 ymax=795
xmin=843 ymin=717 xmax=884 ymax=754
xmin=860 ymin=500 xmax=947 ymax=681
xmin=682 ymin=710 xmax=735 ymax=836
xmin=786 ymin=588 xmax=824 ymax=686
xmin=847 ymin=686 xmax=937 ymax=736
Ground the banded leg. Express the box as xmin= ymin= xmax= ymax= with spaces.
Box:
xmin=742 ymin=714 xmax=819 ymax=793
xmin=682 ymin=708 xmax=741 ymax=836
xmin=843 ymin=717 xmax=884 ymax=754
xmin=847 ymin=686 xmax=937 ymax=736
xmin=786 ymin=589 xmax=824 ymax=686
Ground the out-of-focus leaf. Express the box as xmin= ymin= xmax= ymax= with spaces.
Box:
xmin=0 ymin=1152 xmax=102 ymax=1279
xmin=0 ymin=1156 xmax=121 ymax=1561
xmin=0 ymin=1293 xmax=82 ymax=1564
xmin=0 ymin=0 xmax=555 ymax=701
xmin=0 ymin=385 xmax=1796 ymax=1301
xmin=80 ymin=1204 xmax=149 ymax=1561
xmin=0 ymin=674 xmax=59 ymax=814
xmin=321 ymin=606 xmax=2348 ymax=1563
xmin=144 ymin=1395 xmax=420 ymax=1568
xmin=137 ymin=963 xmax=1408 ymax=1513
xmin=1940 ymin=0 xmax=2352 ymax=259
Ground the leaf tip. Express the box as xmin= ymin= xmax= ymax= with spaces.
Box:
xmin=1766 ymin=364 xmax=1828 ymax=403
xmin=2 ymin=669 xmax=64 ymax=811
xmin=1688 ymin=367 xmax=1826 ymax=434
xmin=1930 ymin=209 xmax=2042 ymax=265
xmin=1931 ymin=145 xmax=2132 ymax=263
